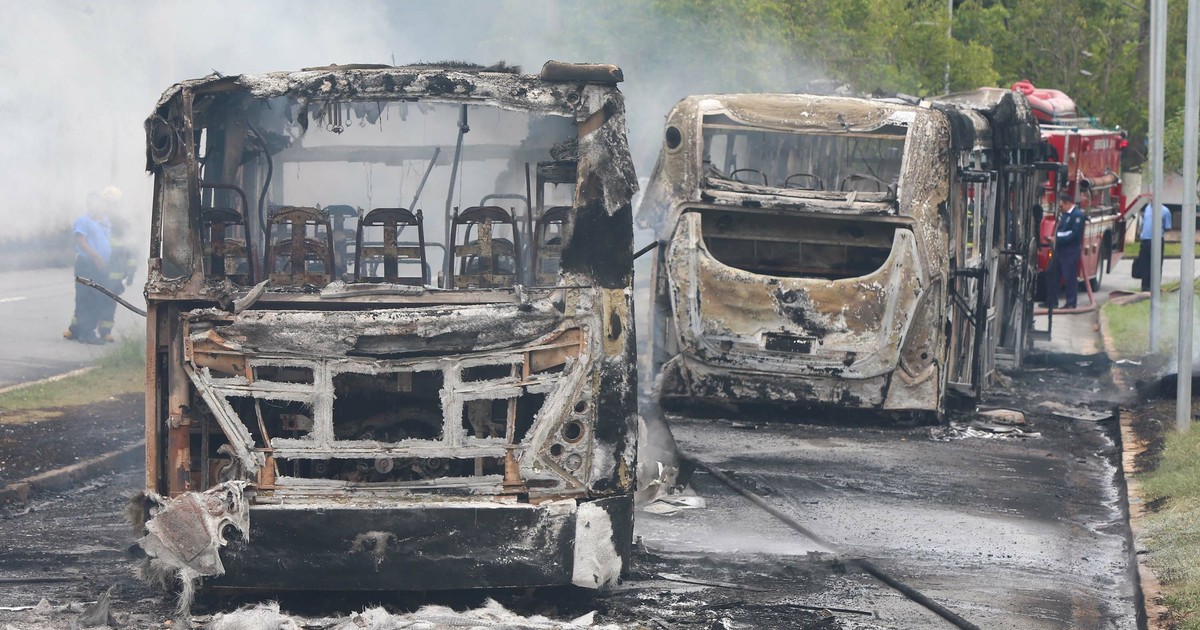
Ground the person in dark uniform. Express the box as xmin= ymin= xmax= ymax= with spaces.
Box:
xmin=1046 ymin=190 xmax=1085 ymax=309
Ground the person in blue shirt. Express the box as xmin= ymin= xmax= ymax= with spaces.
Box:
xmin=1045 ymin=190 xmax=1085 ymax=310
xmin=1133 ymin=203 xmax=1172 ymax=291
xmin=64 ymin=193 xmax=112 ymax=344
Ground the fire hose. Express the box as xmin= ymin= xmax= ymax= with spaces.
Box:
xmin=684 ymin=454 xmax=983 ymax=630
xmin=74 ymin=276 xmax=146 ymax=317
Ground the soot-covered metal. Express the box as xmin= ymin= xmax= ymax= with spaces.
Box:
xmin=136 ymin=61 xmax=638 ymax=600
xmin=640 ymin=91 xmax=1042 ymax=418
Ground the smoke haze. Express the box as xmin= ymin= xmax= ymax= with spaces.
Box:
xmin=0 ymin=0 xmax=820 ymax=242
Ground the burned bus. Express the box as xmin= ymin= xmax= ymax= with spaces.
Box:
xmin=135 ymin=62 xmax=639 ymax=594
xmin=638 ymin=90 xmax=1044 ymax=417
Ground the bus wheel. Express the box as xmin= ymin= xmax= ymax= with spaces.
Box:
xmin=1034 ymin=271 xmax=1047 ymax=301
xmin=1090 ymin=242 xmax=1109 ymax=292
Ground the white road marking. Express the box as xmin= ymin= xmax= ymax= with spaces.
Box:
xmin=0 ymin=296 xmax=28 ymax=304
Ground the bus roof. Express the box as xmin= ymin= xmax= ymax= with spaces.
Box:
xmin=150 ymin=61 xmax=623 ymax=119
xmin=671 ymin=93 xmax=934 ymax=134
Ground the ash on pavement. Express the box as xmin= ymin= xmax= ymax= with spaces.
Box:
xmin=0 ymin=353 xmax=1142 ymax=629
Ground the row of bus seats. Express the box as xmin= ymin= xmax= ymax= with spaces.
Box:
xmin=199 ymin=194 xmax=569 ymax=289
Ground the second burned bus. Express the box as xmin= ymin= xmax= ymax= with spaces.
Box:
xmin=638 ymin=89 xmax=1046 ymax=417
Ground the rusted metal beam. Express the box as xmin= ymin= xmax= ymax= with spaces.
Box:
xmin=145 ymin=304 xmax=161 ymax=493
xmin=166 ymin=314 xmax=192 ymax=497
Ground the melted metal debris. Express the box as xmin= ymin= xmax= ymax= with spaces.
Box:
xmin=930 ymin=421 xmax=1041 ymax=441
xmin=641 ymin=491 xmax=707 ymax=516
xmin=137 ymin=481 xmax=250 ymax=616
xmin=930 ymin=409 xmax=1041 ymax=440
xmin=204 ymin=599 xmax=625 ymax=629
xmin=1037 ymin=401 xmax=1115 ymax=423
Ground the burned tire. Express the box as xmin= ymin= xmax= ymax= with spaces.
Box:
xmin=1090 ymin=239 xmax=1109 ymax=292
xmin=1034 ymin=270 xmax=1048 ymax=301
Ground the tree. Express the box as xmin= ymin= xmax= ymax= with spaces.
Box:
xmin=478 ymin=0 xmax=1157 ymax=167
xmin=1162 ymin=107 xmax=1199 ymax=176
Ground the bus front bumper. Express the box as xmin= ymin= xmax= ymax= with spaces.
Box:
xmin=144 ymin=491 xmax=633 ymax=592
xmin=658 ymin=354 xmax=938 ymax=415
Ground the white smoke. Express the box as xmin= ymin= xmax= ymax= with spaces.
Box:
xmin=0 ymin=1 xmax=822 ymax=242
xmin=0 ymin=1 xmax=823 ymax=491
xmin=1 ymin=1 xmax=398 ymax=241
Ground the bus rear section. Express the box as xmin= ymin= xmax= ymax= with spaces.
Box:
xmin=639 ymin=91 xmax=1042 ymax=417
xmin=135 ymin=62 xmax=639 ymax=595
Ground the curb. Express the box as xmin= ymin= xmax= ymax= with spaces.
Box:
xmin=0 ymin=440 xmax=144 ymax=505
xmin=1098 ymin=306 xmax=1170 ymax=628
xmin=0 ymin=366 xmax=96 ymax=396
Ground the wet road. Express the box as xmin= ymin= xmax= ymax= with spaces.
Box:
xmin=638 ymin=399 xmax=1139 ymax=629
xmin=0 ymin=377 xmax=1141 ymax=628
xmin=0 ymin=468 xmax=168 ymax=629
xmin=0 ymin=268 xmax=145 ymax=389
xmin=0 ymin=261 xmax=1146 ymax=627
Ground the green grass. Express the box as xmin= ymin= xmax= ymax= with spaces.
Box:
xmin=1123 ymin=240 xmax=1187 ymax=259
xmin=1141 ymin=429 xmax=1200 ymax=629
xmin=1103 ymin=297 xmax=1155 ymax=356
xmin=0 ymin=335 xmax=145 ymax=415
xmin=1112 ymin=276 xmax=1200 ymax=628
xmin=1101 ymin=278 xmax=1200 ymax=357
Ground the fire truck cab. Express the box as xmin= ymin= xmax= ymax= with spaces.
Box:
xmin=1015 ymin=81 xmax=1138 ymax=296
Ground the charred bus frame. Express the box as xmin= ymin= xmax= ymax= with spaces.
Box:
xmin=135 ymin=62 xmax=639 ymax=593
xmin=639 ymin=90 xmax=1045 ymax=417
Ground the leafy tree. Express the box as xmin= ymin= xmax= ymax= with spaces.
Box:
xmin=1155 ymin=0 xmax=1195 ymax=175
xmin=477 ymin=0 xmax=1166 ymax=169
xmin=1161 ymin=105 xmax=1200 ymax=178
xmin=783 ymin=0 xmax=997 ymax=95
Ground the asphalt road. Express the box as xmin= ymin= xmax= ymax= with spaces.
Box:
xmin=641 ymin=395 xmax=1139 ymax=629
xmin=0 ymin=256 xmax=1166 ymax=628
xmin=0 ymin=468 xmax=168 ymax=628
xmin=0 ymin=356 xmax=1142 ymax=629
xmin=0 ymin=267 xmax=145 ymax=389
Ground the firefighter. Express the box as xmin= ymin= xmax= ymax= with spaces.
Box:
xmin=96 ymin=216 xmax=137 ymax=342
xmin=1046 ymin=190 xmax=1085 ymax=309
xmin=64 ymin=193 xmax=111 ymax=344
xmin=91 ymin=186 xmax=135 ymax=342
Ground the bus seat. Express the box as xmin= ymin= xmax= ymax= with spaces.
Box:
xmin=839 ymin=174 xmax=889 ymax=193
xmin=450 ymin=205 xmax=521 ymax=289
xmin=265 ymin=206 xmax=336 ymax=287
xmin=354 ymin=207 xmax=428 ymax=285
xmin=784 ymin=173 xmax=824 ymax=191
xmin=533 ymin=206 xmax=569 ymax=285
xmin=200 ymin=206 xmax=253 ymax=284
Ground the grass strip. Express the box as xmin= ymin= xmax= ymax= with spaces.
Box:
xmin=0 ymin=336 xmax=144 ymax=416
xmin=1122 ymin=240 xmax=1187 ymax=259
xmin=1107 ymin=276 xmax=1200 ymax=627
xmin=1140 ymin=429 xmax=1200 ymax=630
xmin=1101 ymin=296 xmax=1186 ymax=357
xmin=1100 ymin=278 xmax=1200 ymax=357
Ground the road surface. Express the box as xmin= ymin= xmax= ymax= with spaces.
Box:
xmin=0 ymin=267 xmax=145 ymax=389
xmin=0 ymin=257 xmax=1160 ymax=628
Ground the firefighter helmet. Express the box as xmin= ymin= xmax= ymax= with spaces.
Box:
xmin=100 ymin=185 xmax=123 ymax=203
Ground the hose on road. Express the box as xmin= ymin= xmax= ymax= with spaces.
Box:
xmin=683 ymin=454 xmax=983 ymax=630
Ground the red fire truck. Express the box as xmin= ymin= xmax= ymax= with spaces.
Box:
xmin=1013 ymin=80 xmax=1146 ymax=297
